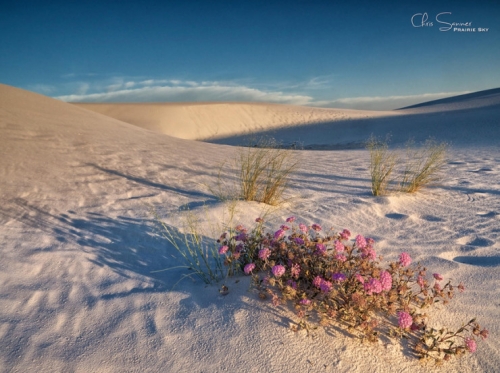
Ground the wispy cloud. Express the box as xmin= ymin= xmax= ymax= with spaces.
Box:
xmin=56 ymin=79 xmax=313 ymax=105
xmin=312 ymin=91 xmax=471 ymax=110
xmin=51 ymin=76 xmax=471 ymax=111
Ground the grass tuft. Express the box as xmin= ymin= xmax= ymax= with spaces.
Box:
xmin=399 ymin=139 xmax=447 ymax=193
xmin=367 ymin=137 xmax=447 ymax=196
xmin=367 ymin=136 xmax=397 ymax=196
xmin=238 ymin=138 xmax=298 ymax=205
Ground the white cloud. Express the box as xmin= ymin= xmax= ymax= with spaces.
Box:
xmin=56 ymin=80 xmax=313 ymax=105
xmin=312 ymin=91 xmax=471 ymax=110
xmin=51 ymin=75 xmax=472 ymax=111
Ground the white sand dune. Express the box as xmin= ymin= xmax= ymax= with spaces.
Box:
xmin=1 ymin=83 xmax=499 ymax=372
xmin=74 ymin=90 xmax=500 ymax=149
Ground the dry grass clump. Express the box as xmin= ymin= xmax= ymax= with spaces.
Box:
xmin=209 ymin=137 xmax=298 ymax=205
xmin=399 ymin=140 xmax=447 ymax=193
xmin=239 ymin=139 xmax=297 ymax=205
xmin=367 ymin=137 xmax=398 ymax=196
xmin=367 ymin=137 xmax=447 ymax=196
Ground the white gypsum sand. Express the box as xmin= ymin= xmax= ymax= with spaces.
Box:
xmin=1 ymin=83 xmax=499 ymax=372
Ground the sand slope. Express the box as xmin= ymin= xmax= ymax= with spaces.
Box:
xmin=74 ymin=91 xmax=500 ymax=149
xmin=1 ymin=83 xmax=499 ymax=372
xmin=73 ymin=102 xmax=399 ymax=142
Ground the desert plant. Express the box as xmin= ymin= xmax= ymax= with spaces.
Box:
xmin=399 ymin=139 xmax=447 ymax=193
xmin=216 ymin=217 xmax=488 ymax=364
xmin=151 ymin=207 xmax=228 ymax=285
xmin=367 ymin=137 xmax=447 ymax=196
xmin=238 ymin=138 xmax=298 ymax=205
xmin=367 ymin=137 xmax=397 ymax=196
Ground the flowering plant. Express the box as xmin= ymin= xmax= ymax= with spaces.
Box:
xmin=217 ymin=217 xmax=487 ymax=364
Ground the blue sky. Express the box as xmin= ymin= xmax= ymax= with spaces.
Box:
xmin=1 ymin=0 xmax=499 ymax=110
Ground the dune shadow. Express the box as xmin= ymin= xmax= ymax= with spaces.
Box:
xmin=88 ymin=163 xmax=217 ymax=200
xmin=453 ymin=256 xmax=500 ymax=267
xmin=205 ymin=104 xmax=500 ymax=149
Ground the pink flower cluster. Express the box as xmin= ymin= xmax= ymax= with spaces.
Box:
xmin=244 ymin=263 xmax=255 ymax=275
xmin=355 ymin=234 xmax=367 ymax=249
xmin=311 ymin=223 xmax=322 ymax=232
xmin=364 ymin=278 xmax=383 ymax=295
xmin=379 ymin=271 xmax=392 ymax=291
xmin=312 ymin=276 xmax=332 ymax=293
xmin=258 ymin=248 xmax=271 ymax=260
xmin=274 ymin=229 xmax=286 ymax=240
xmin=272 ymin=265 xmax=286 ymax=277
xmin=315 ymin=243 xmax=326 ymax=255
xmin=398 ymin=311 xmax=413 ymax=329
xmin=339 ymin=229 xmax=351 ymax=240
xmin=465 ymin=337 xmax=477 ymax=353
xmin=399 ymin=252 xmax=412 ymax=267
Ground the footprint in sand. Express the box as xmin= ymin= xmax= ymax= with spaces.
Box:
xmin=420 ymin=215 xmax=445 ymax=222
xmin=476 ymin=211 xmax=499 ymax=219
xmin=469 ymin=167 xmax=493 ymax=173
xmin=455 ymin=235 xmax=495 ymax=253
xmin=385 ymin=213 xmax=408 ymax=220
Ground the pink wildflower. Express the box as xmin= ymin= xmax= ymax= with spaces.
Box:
xmin=311 ymin=223 xmax=322 ymax=232
xmin=458 ymin=282 xmax=465 ymax=292
xmin=286 ymin=216 xmax=296 ymax=223
xmin=366 ymin=237 xmax=375 ymax=246
xmin=335 ymin=253 xmax=347 ymax=262
xmin=465 ymin=337 xmax=477 ymax=353
xmin=218 ymin=245 xmax=229 ymax=255
xmin=258 ymin=248 xmax=271 ymax=260
xmin=434 ymin=282 xmax=442 ymax=291
xmin=312 ymin=276 xmax=323 ymax=288
xmin=355 ymin=234 xmax=367 ymax=249
xmin=244 ymin=263 xmax=255 ymax=275
xmin=280 ymin=225 xmax=290 ymax=231
xmin=334 ymin=240 xmax=345 ymax=252
xmin=272 ymin=265 xmax=286 ymax=278
xmin=399 ymin=252 xmax=412 ymax=267
xmin=235 ymin=224 xmax=247 ymax=232
xmin=255 ymin=217 xmax=263 ymax=223
xmin=433 ymin=273 xmax=443 ymax=281
xmin=340 ymin=229 xmax=351 ymax=240
xmin=398 ymin=311 xmax=413 ymax=329
xmin=291 ymin=263 xmax=301 ymax=279
xmin=299 ymin=223 xmax=308 ymax=233
xmin=274 ymin=229 xmax=286 ymax=240
xmin=379 ymin=271 xmax=392 ymax=291
xmin=316 ymin=243 xmax=326 ymax=255
xmin=319 ymin=280 xmax=333 ymax=293
xmin=332 ymin=273 xmax=347 ymax=282
xmin=362 ymin=248 xmax=376 ymax=261
xmin=299 ymin=298 xmax=311 ymax=306
xmin=355 ymin=273 xmax=365 ymax=284
xmin=364 ymin=278 xmax=383 ymax=295
xmin=417 ymin=275 xmax=425 ymax=288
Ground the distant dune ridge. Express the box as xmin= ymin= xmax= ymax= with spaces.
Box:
xmin=1 ymin=83 xmax=499 ymax=372
xmin=74 ymin=87 xmax=500 ymax=148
